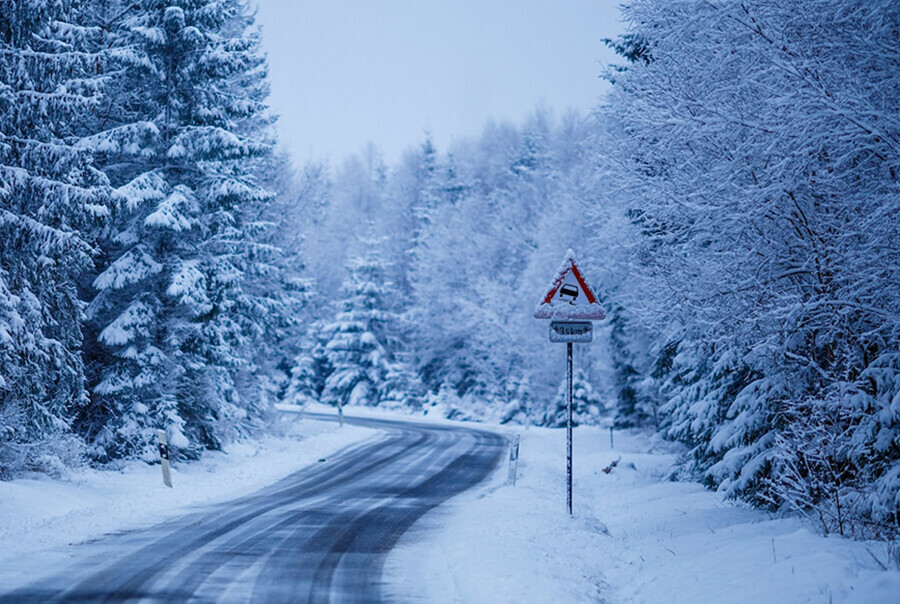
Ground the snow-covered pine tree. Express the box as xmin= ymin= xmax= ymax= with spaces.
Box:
xmin=0 ymin=0 xmax=109 ymax=476
xmin=285 ymin=348 xmax=319 ymax=408
xmin=284 ymin=318 xmax=330 ymax=411
xmin=379 ymin=353 xmax=424 ymax=411
xmin=320 ymin=235 xmax=408 ymax=409
xmin=542 ymin=368 xmax=606 ymax=428
xmin=78 ymin=0 xmax=275 ymax=460
xmin=406 ymin=124 xmax=534 ymax=403
xmin=500 ymin=375 xmax=536 ymax=425
xmin=606 ymin=302 xmax=658 ymax=428
xmin=233 ymin=147 xmax=315 ymax=420
xmin=407 ymin=135 xmax=440 ymax=255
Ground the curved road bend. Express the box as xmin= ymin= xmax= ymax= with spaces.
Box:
xmin=2 ymin=415 xmax=505 ymax=603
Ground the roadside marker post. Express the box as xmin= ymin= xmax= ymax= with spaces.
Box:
xmin=507 ymin=434 xmax=521 ymax=486
xmin=534 ymin=249 xmax=604 ymax=515
xmin=157 ymin=429 xmax=173 ymax=488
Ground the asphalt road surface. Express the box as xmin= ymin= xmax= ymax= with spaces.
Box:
xmin=1 ymin=415 xmax=505 ymax=603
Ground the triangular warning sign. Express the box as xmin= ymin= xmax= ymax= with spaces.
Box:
xmin=534 ymin=249 xmax=605 ymax=320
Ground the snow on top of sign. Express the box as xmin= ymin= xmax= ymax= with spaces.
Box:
xmin=535 ymin=302 xmax=605 ymax=320
xmin=538 ymin=249 xmax=580 ymax=299
xmin=534 ymin=249 xmax=605 ymax=320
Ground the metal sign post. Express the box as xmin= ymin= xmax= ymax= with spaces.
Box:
xmin=566 ymin=342 xmax=573 ymax=515
xmin=534 ymin=249 xmax=604 ymax=516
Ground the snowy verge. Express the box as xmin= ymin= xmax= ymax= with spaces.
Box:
xmin=0 ymin=416 xmax=375 ymax=590
xmin=385 ymin=425 xmax=900 ymax=604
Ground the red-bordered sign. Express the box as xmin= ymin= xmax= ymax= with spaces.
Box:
xmin=534 ymin=249 xmax=605 ymax=320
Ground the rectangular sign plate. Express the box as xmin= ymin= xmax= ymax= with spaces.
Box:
xmin=549 ymin=321 xmax=593 ymax=343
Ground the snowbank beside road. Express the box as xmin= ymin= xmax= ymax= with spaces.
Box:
xmin=386 ymin=425 xmax=900 ymax=604
xmin=0 ymin=416 xmax=374 ymax=590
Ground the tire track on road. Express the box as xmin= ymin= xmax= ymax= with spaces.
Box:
xmin=1 ymin=416 xmax=504 ymax=603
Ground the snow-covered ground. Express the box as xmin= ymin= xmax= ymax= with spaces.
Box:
xmin=2 ymin=408 xmax=898 ymax=602
xmin=0 ymin=416 xmax=375 ymax=590
xmin=386 ymin=424 xmax=900 ymax=604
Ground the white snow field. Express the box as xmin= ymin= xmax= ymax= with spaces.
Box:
xmin=1 ymin=408 xmax=898 ymax=602
xmin=386 ymin=423 xmax=900 ymax=604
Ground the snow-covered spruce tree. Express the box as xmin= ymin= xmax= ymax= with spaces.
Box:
xmin=306 ymin=144 xmax=387 ymax=303
xmin=233 ymin=147 xmax=314 ymax=418
xmin=78 ymin=0 xmax=275 ymax=461
xmin=284 ymin=345 xmax=319 ymax=408
xmin=320 ymin=235 xmax=414 ymax=409
xmin=0 ymin=0 xmax=109 ymax=476
xmin=407 ymin=118 xmax=548 ymax=406
xmin=542 ymin=368 xmax=606 ymax=428
xmin=605 ymin=301 xmax=658 ymax=429
xmin=284 ymin=322 xmax=328 ymax=411
xmin=379 ymin=357 xmax=424 ymax=411
xmin=605 ymin=0 xmax=900 ymax=534
xmin=270 ymin=162 xmax=330 ymax=406
xmin=499 ymin=375 xmax=537 ymax=425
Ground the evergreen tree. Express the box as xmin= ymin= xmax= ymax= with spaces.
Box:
xmin=500 ymin=375 xmax=537 ymax=425
xmin=285 ymin=350 xmax=319 ymax=408
xmin=542 ymin=368 xmax=606 ymax=428
xmin=285 ymin=325 xmax=327 ymax=409
xmin=606 ymin=302 xmax=657 ymax=428
xmin=234 ymin=148 xmax=313 ymax=419
xmin=0 ymin=0 xmax=109 ymax=476
xmin=79 ymin=0 xmax=274 ymax=460
xmin=320 ymin=235 xmax=409 ymax=409
xmin=379 ymin=354 xmax=424 ymax=411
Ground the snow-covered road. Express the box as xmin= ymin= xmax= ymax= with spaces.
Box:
xmin=0 ymin=415 xmax=504 ymax=603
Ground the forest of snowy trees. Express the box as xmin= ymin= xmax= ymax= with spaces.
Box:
xmin=1 ymin=0 xmax=897 ymax=543
xmin=0 ymin=0 xmax=301 ymax=470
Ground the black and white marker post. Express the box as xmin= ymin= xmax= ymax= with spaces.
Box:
xmin=157 ymin=429 xmax=173 ymax=488
xmin=508 ymin=434 xmax=521 ymax=486
xmin=534 ymin=250 xmax=604 ymax=516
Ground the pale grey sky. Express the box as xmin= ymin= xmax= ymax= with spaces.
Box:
xmin=253 ymin=0 xmax=624 ymax=164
